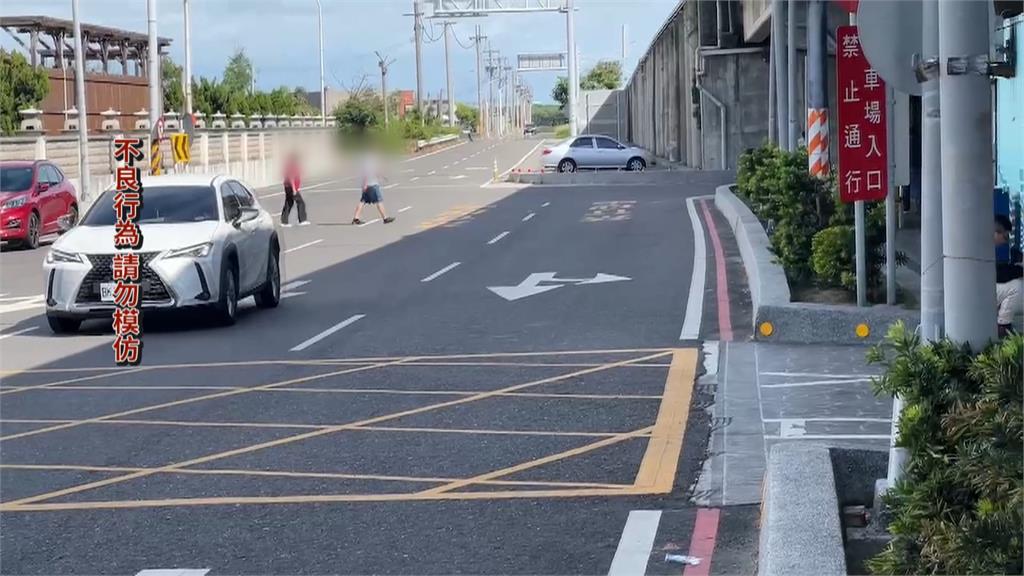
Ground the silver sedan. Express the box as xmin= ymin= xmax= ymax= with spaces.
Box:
xmin=541 ymin=135 xmax=651 ymax=172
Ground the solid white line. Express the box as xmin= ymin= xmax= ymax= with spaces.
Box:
xmin=280 ymin=280 xmax=310 ymax=292
xmin=679 ymin=197 xmax=707 ymax=340
xmin=487 ymin=231 xmax=510 ymax=245
xmin=401 ymin=140 xmax=467 ymax=163
xmin=290 ymin=314 xmax=365 ymax=352
xmin=522 ymin=212 xmax=535 ymax=222
xmin=410 ymin=176 xmax=420 ymax=182
xmin=763 ymin=417 xmax=892 ymax=423
xmin=761 ymin=371 xmax=873 ymax=378
xmin=398 ymin=206 xmax=412 ymax=213
xmin=358 ymin=218 xmax=382 ymax=228
xmin=283 ymin=239 xmax=323 ymax=254
xmin=465 ymin=167 xmax=489 ymax=170
xmin=498 ymin=140 xmax=546 ymax=180
xmin=421 ymin=262 xmax=461 ymax=283
xmin=0 ymin=326 xmax=39 ymax=340
xmin=607 ymin=510 xmax=662 ymax=576
xmin=136 ymin=570 xmax=210 ymax=576
xmin=541 ymin=202 xmax=550 ymax=207
xmin=760 ymin=379 xmax=872 ymax=389
xmin=765 ymin=434 xmax=890 ymax=440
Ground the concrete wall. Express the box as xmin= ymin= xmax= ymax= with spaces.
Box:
xmin=577 ymin=89 xmax=626 ymax=140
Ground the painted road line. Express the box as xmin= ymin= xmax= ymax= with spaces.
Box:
xmin=762 ymin=417 xmax=892 ymax=423
xmin=280 ymin=280 xmax=310 ymax=292
xmin=759 ymin=378 xmax=871 ymax=389
xmin=401 ymin=140 xmax=467 ymax=162
xmin=421 ymin=262 xmax=461 ymax=283
xmin=634 ymin=349 xmax=697 ymax=492
xmin=542 ymin=201 xmax=550 ymax=207
xmin=136 ymin=565 xmax=209 ymax=569
xmin=522 ymin=212 xmax=536 ymax=222
xmin=451 ymin=174 xmax=467 ymax=180
xmin=607 ymin=510 xmax=662 ymax=576
xmin=679 ymin=197 xmax=708 ymax=340
xmin=402 ymin=168 xmax=414 ymax=173
xmin=290 ymin=314 xmax=366 ymax=352
xmin=358 ymin=218 xmax=382 ymax=228
xmin=0 ymin=326 xmax=38 ymax=340
xmin=0 ymin=295 xmax=45 ymax=315
xmin=683 ymin=508 xmax=721 ymax=576
xmin=487 ymin=231 xmax=510 ymax=245
xmin=443 ymin=164 xmax=450 ymax=169
xmin=765 ymin=434 xmax=890 ymax=440
xmin=465 ymin=166 xmax=489 ymax=170
xmin=701 ymin=199 xmax=733 ymax=341
xmin=428 ymin=170 xmax=437 ymax=175
xmin=497 ymin=139 xmax=546 ymax=180
xmin=283 ymin=239 xmax=323 ymax=254
xmin=760 ymin=371 xmax=872 ymax=378
xmin=410 ymin=176 xmax=420 ymax=182
xmin=398 ymin=206 xmax=412 ymax=213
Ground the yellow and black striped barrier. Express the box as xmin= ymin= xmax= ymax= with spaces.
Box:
xmin=150 ymin=140 xmax=162 ymax=175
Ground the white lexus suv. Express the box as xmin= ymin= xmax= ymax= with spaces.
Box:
xmin=43 ymin=174 xmax=281 ymax=333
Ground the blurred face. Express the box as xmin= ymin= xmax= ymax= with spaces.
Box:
xmin=995 ymin=223 xmax=1010 ymax=245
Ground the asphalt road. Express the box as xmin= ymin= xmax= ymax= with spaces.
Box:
xmin=0 ymin=137 xmax=751 ymax=575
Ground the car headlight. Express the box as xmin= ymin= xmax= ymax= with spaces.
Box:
xmin=46 ymin=248 xmax=83 ymax=264
xmin=163 ymin=242 xmax=213 ymax=259
xmin=2 ymin=196 xmax=28 ymax=210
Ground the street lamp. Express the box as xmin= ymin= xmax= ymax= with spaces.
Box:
xmin=314 ymin=0 xmax=326 ymax=126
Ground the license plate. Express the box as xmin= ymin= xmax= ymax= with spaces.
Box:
xmin=99 ymin=282 xmax=117 ymax=302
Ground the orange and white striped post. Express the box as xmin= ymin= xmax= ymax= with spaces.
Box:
xmin=807 ymin=108 xmax=829 ymax=178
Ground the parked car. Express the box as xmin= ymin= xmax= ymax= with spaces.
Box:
xmin=524 ymin=124 xmax=537 ymax=136
xmin=541 ymin=135 xmax=651 ymax=173
xmin=43 ymin=174 xmax=281 ymax=333
xmin=1 ymin=160 xmax=79 ymax=249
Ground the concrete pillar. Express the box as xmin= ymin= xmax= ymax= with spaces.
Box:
xmin=200 ymin=132 xmax=209 ymax=169
xmin=258 ymin=132 xmax=266 ymax=184
xmin=221 ymin=132 xmax=230 ymax=172
xmin=34 ymin=135 xmax=47 ymax=159
xmin=240 ymin=132 xmax=249 ymax=179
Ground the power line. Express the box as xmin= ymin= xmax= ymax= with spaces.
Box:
xmin=451 ymin=25 xmax=475 ymax=50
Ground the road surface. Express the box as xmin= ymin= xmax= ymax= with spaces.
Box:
xmin=0 ymin=137 xmax=758 ymax=575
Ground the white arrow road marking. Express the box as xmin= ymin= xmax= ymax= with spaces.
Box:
xmin=291 ymin=314 xmax=365 ymax=352
xmin=487 ymin=272 xmax=632 ymax=301
xmin=0 ymin=326 xmax=39 ymax=340
xmin=0 ymin=295 xmax=45 ymax=314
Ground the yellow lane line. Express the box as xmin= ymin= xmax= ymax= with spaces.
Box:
xmin=22 ymin=386 xmax=663 ymax=401
xmin=633 ymin=348 xmax=697 ymax=493
xmin=1 ymin=351 xmax=671 ymax=508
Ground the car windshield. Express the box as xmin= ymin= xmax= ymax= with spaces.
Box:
xmin=0 ymin=167 xmax=34 ymax=192
xmin=80 ymin=185 xmax=219 ymax=226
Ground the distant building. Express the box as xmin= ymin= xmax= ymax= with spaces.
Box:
xmin=1 ymin=15 xmax=172 ymax=134
xmin=304 ymin=88 xmax=349 ymax=116
xmin=396 ymin=90 xmax=415 ymax=118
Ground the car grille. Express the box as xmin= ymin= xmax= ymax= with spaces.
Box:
xmin=75 ymin=252 xmax=172 ymax=304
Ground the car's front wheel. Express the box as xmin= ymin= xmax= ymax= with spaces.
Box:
xmin=23 ymin=212 xmax=40 ymax=249
xmin=254 ymin=247 xmax=281 ymax=309
xmin=558 ymin=158 xmax=577 ymax=173
xmin=216 ymin=260 xmax=239 ymax=325
xmin=47 ymin=315 xmax=81 ymax=334
xmin=627 ymin=157 xmax=646 ymax=172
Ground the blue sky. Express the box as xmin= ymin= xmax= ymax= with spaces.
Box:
xmin=1 ymin=0 xmax=679 ymax=104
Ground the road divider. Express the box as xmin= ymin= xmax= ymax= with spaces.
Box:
xmin=421 ymin=262 xmax=461 ymax=283
xmin=290 ymin=314 xmax=366 ymax=352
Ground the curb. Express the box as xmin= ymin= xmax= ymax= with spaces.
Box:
xmin=714 ymin=184 xmax=919 ymax=344
xmin=759 ymin=443 xmax=847 ymax=576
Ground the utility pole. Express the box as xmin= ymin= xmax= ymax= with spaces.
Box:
xmin=71 ymin=0 xmax=91 ymax=202
xmin=375 ymin=51 xmax=394 ymax=127
xmin=315 ymin=0 xmax=326 ymax=125
xmin=413 ymin=0 xmax=424 ymax=116
xmin=806 ymin=0 xmax=827 ymax=175
xmin=473 ymin=26 xmax=485 ymax=136
xmin=920 ymin=0 xmax=943 ymax=342
xmin=565 ymin=0 xmax=578 ymax=136
xmin=443 ymin=21 xmax=456 ymax=127
xmin=147 ymin=0 xmax=160 ymax=129
xmin=938 ymin=0 xmax=997 ymax=349
xmin=486 ymin=47 xmax=499 ymax=137
xmin=183 ymin=0 xmax=193 ymax=115
xmin=773 ymin=0 xmax=788 ymax=150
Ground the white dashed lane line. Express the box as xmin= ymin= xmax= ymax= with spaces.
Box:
xmin=290 ymin=314 xmax=366 ymax=352
xmin=487 ymin=231 xmax=510 ymax=245
xmin=0 ymin=326 xmax=39 ymax=340
xmin=357 ymin=218 xmax=382 ymax=228
xmin=398 ymin=206 xmax=412 ymax=213
xmin=542 ymin=201 xmax=551 ymax=207
xmin=522 ymin=212 xmax=535 ymax=222
xmin=421 ymin=262 xmax=461 ymax=283
xmin=283 ymin=239 xmax=323 ymax=254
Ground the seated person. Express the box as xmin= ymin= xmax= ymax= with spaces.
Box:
xmin=995 ymin=214 xmax=1023 ymax=336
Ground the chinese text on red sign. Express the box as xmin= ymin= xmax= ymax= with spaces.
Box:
xmin=836 ymin=25 xmax=888 ymax=204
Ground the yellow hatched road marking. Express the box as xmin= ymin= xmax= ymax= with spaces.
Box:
xmin=633 ymin=349 xmax=697 ymax=492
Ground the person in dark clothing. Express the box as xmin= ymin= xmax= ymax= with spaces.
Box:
xmin=281 ymin=153 xmax=308 ymax=227
xmin=995 ymin=214 xmax=1023 ymax=336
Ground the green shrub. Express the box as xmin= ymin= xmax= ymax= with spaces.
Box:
xmin=554 ymin=124 xmax=570 ymax=139
xmin=866 ymin=323 xmax=1023 ymax=575
xmin=811 ymin=225 xmax=856 ymax=290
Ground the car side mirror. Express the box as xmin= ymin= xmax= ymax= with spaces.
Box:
xmin=35 ymin=182 xmax=50 ymax=194
xmin=233 ymin=206 xmax=259 ymax=226
xmin=617 ymin=145 xmax=626 ymax=150
xmin=56 ymin=213 xmax=75 ymax=232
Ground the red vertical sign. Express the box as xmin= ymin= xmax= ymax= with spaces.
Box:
xmin=837 ymin=25 xmax=888 ymax=203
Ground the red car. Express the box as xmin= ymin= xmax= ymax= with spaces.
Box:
xmin=0 ymin=160 xmax=78 ymax=249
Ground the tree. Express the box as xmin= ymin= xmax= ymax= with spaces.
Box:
xmin=161 ymin=56 xmax=183 ymax=113
xmin=455 ymin=103 xmax=478 ymax=128
xmin=552 ymin=76 xmax=569 ymax=109
xmin=222 ymin=49 xmax=253 ymax=95
xmin=531 ymin=103 xmax=566 ymax=127
xmin=581 ymin=60 xmax=622 ymax=90
xmin=551 ymin=60 xmax=623 ymax=110
xmin=0 ymin=49 xmax=49 ymax=135
xmin=335 ymin=89 xmax=381 ymax=134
